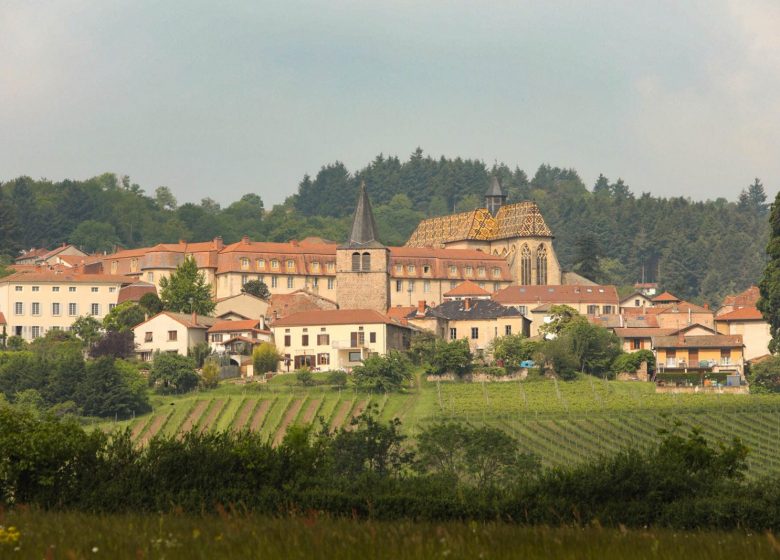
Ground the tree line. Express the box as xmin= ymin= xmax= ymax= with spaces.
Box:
xmin=0 ymin=149 xmax=770 ymax=304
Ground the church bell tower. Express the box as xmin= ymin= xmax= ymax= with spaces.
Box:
xmin=485 ymin=176 xmax=507 ymax=216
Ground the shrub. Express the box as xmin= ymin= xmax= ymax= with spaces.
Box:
xmin=253 ymin=343 xmax=280 ymax=375
xmin=428 ymin=339 xmax=472 ymax=377
xmin=327 ymin=370 xmax=348 ymax=388
xmin=474 ymin=366 xmax=507 ymax=377
xmin=296 ymin=367 xmax=315 ymax=386
xmin=200 ymin=359 xmax=220 ymax=390
xmin=353 ymin=352 xmax=412 ymax=392
xmin=748 ymin=355 xmax=780 ymax=392
xmin=149 ymin=352 xmax=199 ymax=394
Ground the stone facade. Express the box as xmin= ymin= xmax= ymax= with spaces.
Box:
xmin=336 ymin=246 xmax=390 ymax=312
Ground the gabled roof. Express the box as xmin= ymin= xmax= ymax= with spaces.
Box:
xmin=133 ymin=311 xmax=217 ymax=330
xmin=386 ymin=306 xmax=415 ymax=322
xmin=649 ymin=301 xmax=712 ymax=315
xmin=620 ymin=291 xmax=653 ymax=303
xmin=613 ymin=327 xmax=677 ymax=338
xmin=722 ymin=286 xmax=760 ymax=308
xmin=652 ymin=291 xmax=680 ymax=302
xmin=444 ymin=280 xmax=491 ymax=298
xmin=668 ymin=323 xmax=719 ymax=336
xmin=267 ymin=290 xmax=338 ymax=321
xmin=341 ymin=182 xmax=384 ymax=249
xmin=652 ymin=334 xmax=743 ymax=349
xmin=412 ymin=299 xmax=523 ymax=321
xmin=207 ymin=319 xmax=263 ymax=333
xmin=0 ymin=271 xmax=132 ymax=284
xmin=715 ymin=307 xmax=764 ymax=321
xmin=493 ymin=284 xmax=619 ymax=305
xmin=272 ymin=309 xmax=402 ymax=328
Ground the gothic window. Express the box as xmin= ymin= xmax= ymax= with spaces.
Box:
xmin=351 ymin=252 xmax=360 ymax=271
xmin=361 ymin=252 xmax=371 ymax=271
xmin=536 ymin=244 xmax=548 ymax=285
xmin=520 ymin=245 xmax=531 ymax=285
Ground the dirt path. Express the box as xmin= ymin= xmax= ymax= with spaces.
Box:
xmin=347 ymin=399 xmax=369 ymax=431
xmin=130 ymin=417 xmax=149 ymax=441
xmin=330 ymin=400 xmax=353 ymax=431
xmin=179 ymin=400 xmax=209 ymax=435
xmin=300 ymin=399 xmax=321 ymax=424
xmin=273 ymin=399 xmax=304 ymax=446
xmin=198 ymin=399 xmax=226 ymax=434
xmin=139 ymin=414 xmax=168 ymax=446
xmin=233 ymin=399 xmax=256 ymax=431
xmin=250 ymin=400 xmax=272 ymax=431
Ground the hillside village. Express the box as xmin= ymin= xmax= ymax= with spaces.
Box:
xmin=0 ymin=179 xmax=769 ymax=391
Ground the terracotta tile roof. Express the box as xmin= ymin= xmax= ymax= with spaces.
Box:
xmin=267 ymin=290 xmax=338 ymax=321
xmin=0 ymin=271 xmax=132 ymax=284
xmin=721 ymin=286 xmax=760 ymax=308
xmin=15 ymin=248 xmax=49 ymax=261
xmin=652 ymin=291 xmax=681 ymax=302
xmin=444 ymin=280 xmax=491 ymax=297
xmin=0 ymin=312 xmax=6 ymax=325
xmin=649 ymin=302 xmax=712 ymax=315
xmin=613 ymin=327 xmax=677 ymax=338
xmin=493 ymin=284 xmax=619 ymax=305
xmin=652 ymin=334 xmax=744 ymax=349
xmin=134 ymin=311 xmax=217 ymax=330
xmin=715 ymin=306 xmax=764 ymax=321
xmin=386 ymin=306 xmax=415 ymax=321
xmin=208 ymin=319 xmax=263 ymax=333
xmin=117 ymin=281 xmax=157 ymax=304
xmin=272 ymin=309 xmax=402 ymax=327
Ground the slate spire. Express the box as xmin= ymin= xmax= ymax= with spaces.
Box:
xmin=485 ymin=176 xmax=507 ymax=216
xmin=342 ymin=181 xmax=384 ymax=248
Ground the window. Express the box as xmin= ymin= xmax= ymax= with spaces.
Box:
xmin=535 ymin=245 xmax=548 ymax=285
xmin=587 ymin=305 xmax=598 ymax=315
xmin=603 ymin=305 xmax=614 ymax=314
xmin=519 ymin=306 xmax=527 ymax=315
xmin=311 ymin=261 xmax=320 ymax=272
xmin=317 ymin=353 xmax=329 ymax=365
xmin=14 ymin=302 xmax=23 ymax=315
xmin=361 ymin=252 xmax=370 ymax=271
xmin=422 ymin=265 xmax=430 ymax=274
xmin=147 ymin=272 xmax=154 ymax=282
xmin=145 ymin=332 xmax=153 ymax=342
xmin=635 ymin=299 xmax=641 ymax=307
xmin=493 ymin=282 xmax=500 ymax=292
xmin=395 ymin=264 xmax=403 ymax=274
xmin=241 ymin=257 xmax=249 ymax=270
xmin=465 ymin=265 xmax=473 ymax=276
xmin=505 ymin=325 xmax=512 ymax=335
xmin=69 ymin=287 xmax=76 ymax=292
xmin=242 ymin=274 xmax=248 ymax=285
xmin=130 ymin=258 xmax=138 ymax=272
xmin=348 ymin=351 xmax=362 ymax=362
xmin=51 ymin=286 xmax=60 ymax=292
xmin=211 ymin=333 xmax=223 ymax=342
xmin=450 ymin=281 xmax=457 ymax=289
xmin=423 ymin=280 xmax=431 ymax=293
xmin=284 ymin=335 xmax=291 ymax=346
xmin=631 ymin=338 xmax=641 ymax=350
xmin=167 ymin=330 xmax=178 ymax=341
xmin=14 ymin=286 xmax=22 ymax=291
xmin=395 ymin=280 xmax=402 ymax=292
xmin=111 ymin=261 xmax=118 ymax=274
xmin=471 ymin=327 xmax=479 ymax=340
xmin=52 ymin=303 xmax=60 ymax=316
xmin=32 ymin=286 xmax=39 ymax=292
xmin=352 ymin=252 xmax=360 ymax=271
xmin=286 ymin=259 xmax=294 ymax=269
xmin=312 ymin=277 xmax=319 ymax=288
xmin=350 ymin=331 xmax=365 ymax=347
xmin=271 ymin=260 xmax=279 ymax=269
xmin=449 ymin=328 xmax=457 ymax=340
xmin=31 ymin=326 xmax=40 ymax=339
xmin=257 ymin=259 xmax=265 ymax=269
xmin=479 ymin=282 xmax=486 ymax=289
xmin=271 ymin=276 xmax=278 ymax=288
xmin=317 ymin=334 xmax=330 ymax=345
xmin=91 ymin=303 xmax=100 ymax=316
xmin=108 ymin=303 xmax=116 ymax=311
xmin=369 ymin=332 xmax=376 ymax=343
xmin=407 ymin=264 xmax=415 ymax=274
xmin=449 ymin=265 xmax=457 ymax=275
xmin=109 ymin=287 xmax=116 ymax=293
xmin=68 ymin=303 xmax=77 ymax=316
xmin=721 ymin=349 xmax=732 ymax=365
xmin=287 ymin=277 xmax=294 ymax=289
xmin=327 ymin=278 xmax=334 ymax=290
xmin=302 ymin=334 xmax=309 ymax=346
xmin=520 ymin=244 xmax=531 ymax=285
xmin=478 ymin=266 xmax=485 ymax=277
xmin=91 ymin=287 xmax=99 ymax=293
xmin=492 ymin=267 xmax=501 ymax=278
xmin=327 ymin=262 xmax=335 ymax=272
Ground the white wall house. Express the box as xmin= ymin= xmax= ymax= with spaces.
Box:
xmin=207 ymin=319 xmax=272 ymax=356
xmin=132 ymin=312 xmax=216 ymax=361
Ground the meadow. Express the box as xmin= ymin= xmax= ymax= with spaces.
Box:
xmin=3 ymin=509 xmax=780 ymax=560
xmin=97 ymin=373 xmax=780 ymax=478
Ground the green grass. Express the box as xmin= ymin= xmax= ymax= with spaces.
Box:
xmin=4 ymin=509 xmax=780 ymax=559
xmin=95 ymin=374 xmax=780 ymax=478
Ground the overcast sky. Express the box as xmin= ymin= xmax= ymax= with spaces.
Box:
xmin=1 ymin=1 xmax=778 ymax=206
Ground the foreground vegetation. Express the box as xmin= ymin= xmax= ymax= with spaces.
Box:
xmin=3 ymin=510 xmax=780 ymax=560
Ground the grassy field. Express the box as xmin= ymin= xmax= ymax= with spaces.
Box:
xmin=3 ymin=509 xmax=780 ymax=559
xmin=95 ymin=373 xmax=780 ymax=478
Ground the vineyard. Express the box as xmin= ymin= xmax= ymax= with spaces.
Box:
xmin=105 ymin=374 xmax=780 ymax=479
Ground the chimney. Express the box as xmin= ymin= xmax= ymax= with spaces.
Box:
xmin=179 ymin=239 xmax=186 ymax=245
xmin=703 ymin=303 xmax=709 ymax=310
xmin=417 ymin=300 xmax=426 ymax=317
xmin=192 ymin=311 xmax=197 ymax=326
xmin=273 ymin=310 xmax=279 ymax=321
xmin=241 ymin=235 xmax=250 ymax=244
xmin=465 ymin=297 xmax=472 ymax=311
xmin=214 ymin=236 xmax=223 ymax=250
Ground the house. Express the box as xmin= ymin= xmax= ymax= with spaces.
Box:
xmin=132 ymin=312 xmax=217 ymax=361
xmin=408 ymin=297 xmax=530 ymax=354
xmin=647 ymin=301 xmax=715 ymax=330
xmin=271 ymin=309 xmax=413 ymax=372
xmin=619 ymin=291 xmax=654 ymax=312
xmin=15 ymin=244 xmax=89 ymax=266
xmin=634 ymin=282 xmax=659 ymax=297
xmin=493 ymin=284 xmax=620 ymax=337
xmin=651 ymin=291 xmax=682 ymax=306
xmin=715 ymin=306 xmax=771 ymax=360
xmin=613 ymin=326 xmax=676 ymax=353
xmin=717 ymin=286 xmax=760 ymax=317
xmin=208 ymin=319 xmax=271 ymax=359
xmin=0 ymin=270 xmax=131 ymax=341
xmin=214 ymin=292 xmax=269 ymax=321
xmin=442 ymin=280 xmax=492 ymax=301
xmin=652 ymin=324 xmax=745 ymax=376
xmin=267 ymin=290 xmax=338 ymax=322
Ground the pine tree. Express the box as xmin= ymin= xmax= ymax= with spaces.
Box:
xmin=758 ymin=191 xmax=780 ymax=353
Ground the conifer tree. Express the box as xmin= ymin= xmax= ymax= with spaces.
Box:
xmin=758 ymin=191 xmax=780 ymax=353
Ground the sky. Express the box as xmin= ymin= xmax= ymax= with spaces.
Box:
xmin=1 ymin=0 xmax=779 ymax=207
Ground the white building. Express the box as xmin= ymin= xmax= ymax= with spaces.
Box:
xmin=132 ymin=311 xmax=216 ymax=361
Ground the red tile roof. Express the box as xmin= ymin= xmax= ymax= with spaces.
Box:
xmin=117 ymin=282 xmax=157 ymax=304
xmin=613 ymin=327 xmax=677 ymax=338
xmin=0 ymin=271 xmax=132 ymax=284
xmin=272 ymin=309 xmax=400 ymax=327
xmin=652 ymin=291 xmax=681 ymax=302
xmin=715 ymin=306 xmax=764 ymax=321
xmin=648 ymin=302 xmax=712 ymax=315
xmin=0 ymin=312 xmax=6 ymax=325
xmin=207 ymin=319 xmax=263 ymax=333
xmin=652 ymin=334 xmax=743 ymax=349
xmin=267 ymin=290 xmax=338 ymax=321
xmin=444 ymin=280 xmax=491 ymax=297
xmin=493 ymin=284 xmax=619 ymax=305
xmin=134 ymin=311 xmax=216 ymax=330
xmin=721 ymin=286 xmax=760 ymax=308
xmin=386 ymin=306 xmax=416 ymax=321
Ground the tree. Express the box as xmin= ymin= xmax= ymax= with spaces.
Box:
xmin=70 ymin=316 xmax=103 ymax=348
xmin=241 ymin=279 xmax=270 ymax=300
xmin=327 ymin=370 xmax=347 ymax=388
xmin=154 ymin=186 xmax=177 ymax=211
xmin=67 ymin=220 xmax=119 ymax=253
xmin=89 ymin=330 xmax=135 ymax=359
xmin=759 ymin=190 xmax=780 ymax=354
xmin=102 ymin=302 xmax=145 ymax=332
xmin=489 ymin=334 xmax=537 ymax=368
xmin=148 ymin=352 xmax=199 ymax=394
xmin=538 ymin=305 xmax=579 ymax=338
xmin=352 ymin=352 xmax=413 ymax=392
xmin=296 ymin=367 xmax=315 ymax=386
xmin=407 ymin=331 xmax=439 ymax=365
xmin=188 ymin=341 xmax=213 ymax=368
xmin=252 ymin=342 xmax=281 ymax=375
xmin=139 ymin=292 xmax=163 ymax=315
xmin=738 ymin=178 xmax=768 ymax=214
xmin=158 ymin=257 xmax=215 ymax=315
xmin=428 ymin=339 xmax=472 ymax=377
xmin=747 ymin=356 xmax=780 ymax=393
xmin=199 ymin=359 xmax=220 ymax=390
xmin=534 ymin=336 xmax=579 ymax=380
xmin=573 ymin=233 xmax=603 ymax=282
xmin=563 ymin=317 xmax=621 ymax=377
xmin=78 ymin=357 xmax=150 ymax=417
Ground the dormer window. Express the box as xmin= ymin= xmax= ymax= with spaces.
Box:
xmin=407 ymin=264 xmax=415 ymax=274
xmin=311 ymin=261 xmax=320 ymax=272
xmin=423 ymin=265 xmax=431 ymax=274
xmin=271 ymin=260 xmax=279 ymax=269
xmin=465 ymin=265 xmax=473 ymax=276
xmin=477 ymin=266 xmax=485 ymax=277
xmin=256 ymin=259 xmax=265 ymax=270
xmin=492 ymin=267 xmax=500 ymax=278
xmin=286 ymin=259 xmax=295 ymax=269
xmin=327 ymin=262 xmax=335 ymax=272
xmin=396 ymin=264 xmax=403 ymax=274
xmin=240 ymin=257 xmax=249 ymax=270
xmin=449 ymin=265 xmax=457 ymax=275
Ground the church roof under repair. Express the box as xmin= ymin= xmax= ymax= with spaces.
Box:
xmin=405 ymin=201 xmax=552 ymax=248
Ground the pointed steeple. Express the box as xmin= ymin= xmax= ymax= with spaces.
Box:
xmin=342 ymin=181 xmax=384 ymax=248
xmin=485 ymin=176 xmax=507 ymax=216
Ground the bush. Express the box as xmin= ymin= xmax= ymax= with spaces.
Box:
xmin=296 ymin=367 xmax=315 ymax=386
xmin=428 ymin=339 xmax=472 ymax=377
xmin=149 ymin=352 xmax=199 ymax=394
xmin=327 ymin=370 xmax=348 ymax=388
xmin=489 ymin=334 xmax=537 ymax=369
xmin=200 ymin=359 xmax=220 ymax=390
xmin=474 ymin=366 xmax=507 ymax=377
xmin=748 ymin=356 xmax=780 ymax=393
xmin=612 ymin=349 xmax=655 ymax=375
xmin=253 ymin=343 xmax=281 ymax=375
xmin=353 ymin=352 xmax=412 ymax=392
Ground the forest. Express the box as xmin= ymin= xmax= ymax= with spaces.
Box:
xmin=0 ymin=148 xmax=770 ymax=305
